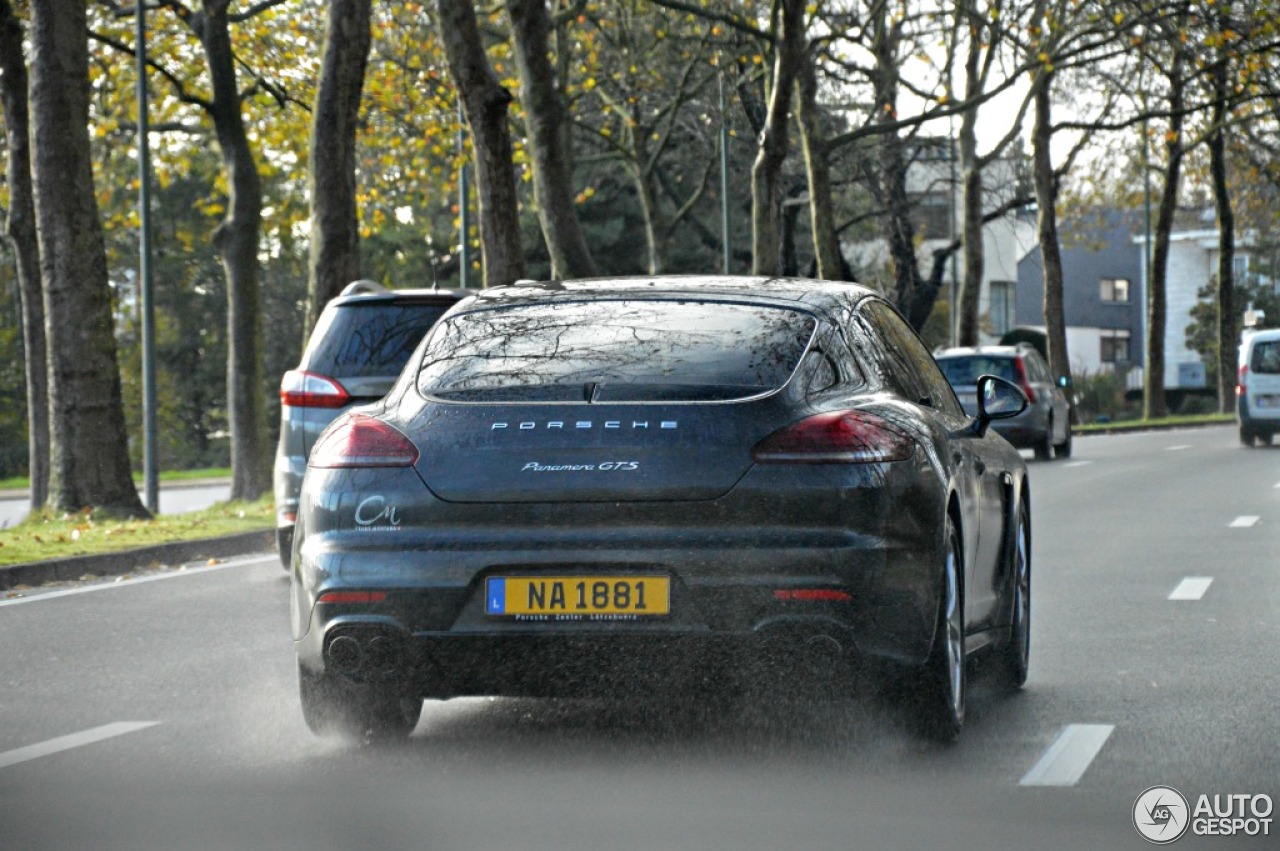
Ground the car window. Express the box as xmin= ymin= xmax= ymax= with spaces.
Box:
xmin=937 ymin=355 xmax=1018 ymax=386
xmin=1251 ymin=340 xmax=1280 ymax=374
xmin=306 ymin=302 xmax=453 ymax=378
xmin=417 ymin=299 xmax=817 ymax=403
xmin=1025 ymin=352 xmax=1051 ymax=383
xmin=857 ymin=301 xmax=963 ymax=417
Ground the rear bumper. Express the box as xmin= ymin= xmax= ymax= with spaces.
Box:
xmin=292 ymin=461 xmax=950 ymax=696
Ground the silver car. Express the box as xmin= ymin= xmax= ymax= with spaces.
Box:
xmin=935 ymin=344 xmax=1072 ymax=460
xmin=273 ymin=280 xmax=475 ymax=566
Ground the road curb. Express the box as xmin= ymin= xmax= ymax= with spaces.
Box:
xmin=0 ymin=529 xmax=275 ymax=591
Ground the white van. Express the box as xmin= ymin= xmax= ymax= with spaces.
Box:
xmin=1238 ymin=328 xmax=1280 ymax=446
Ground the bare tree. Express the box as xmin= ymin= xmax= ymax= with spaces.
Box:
xmin=436 ymin=0 xmax=526 ymax=288
xmin=157 ymin=0 xmax=279 ymax=499
xmin=505 ymin=0 xmax=598 ymax=279
xmin=29 ymin=0 xmax=146 ymax=517
xmin=304 ymin=0 xmax=371 ymax=337
xmin=0 ymin=0 xmax=48 ymax=510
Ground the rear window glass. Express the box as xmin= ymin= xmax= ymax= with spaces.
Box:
xmin=416 ymin=299 xmax=817 ymax=402
xmin=306 ymin=302 xmax=452 ymax=378
xmin=937 ymin=355 xmax=1018 ymax=385
xmin=1251 ymin=340 xmax=1280 ymax=375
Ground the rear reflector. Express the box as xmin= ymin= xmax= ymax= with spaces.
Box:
xmin=318 ymin=591 xmax=388 ymax=604
xmin=773 ymin=589 xmax=854 ymax=602
xmin=752 ymin=410 xmax=913 ymax=463
xmin=280 ymin=370 xmax=351 ymax=409
xmin=310 ymin=413 xmax=420 ymax=468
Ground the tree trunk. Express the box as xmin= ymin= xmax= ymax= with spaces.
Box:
xmin=956 ymin=17 xmax=984 ymax=346
xmin=796 ymin=58 xmax=841 ymax=281
xmin=0 ymin=0 xmax=48 ymax=510
xmin=1145 ymin=66 xmax=1187 ymax=421
xmin=750 ymin=0 xmax=805 ymax=277
xmin=304 ymin=0 xmax=370 ymax=338
xmin=1209 ymin=49 xmax=1235 ymax=413
xmin=437 ymin=0 xmax=526 ymax=288
xmin=1032 ymin=70 xmax=1070 ymax=389
xmin=29 ymin=0 xmax=146 ymax=518
xmin=196 ymin=1 xmax=268 ymax=500
xmin=505 ymin=0 xmax=597 ymax=280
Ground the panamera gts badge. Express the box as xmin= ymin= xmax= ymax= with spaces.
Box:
xmin=492 ymin=420 xmax=677 ymax=431
xmin=522 ymin=461 xmax=640 ymax=472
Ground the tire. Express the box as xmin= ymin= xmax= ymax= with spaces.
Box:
xmin=276 ymin=526 xmax=293 ymax=570
xmin=914 ymin=518 xmax=965 ymax=742
xmin=1262 ymin=431 xmax=1275 ymax=447
xmin=1034 ymin=418 xmax=1054 ymax=461
xmin=298 ymin=662 xmax=422 ymax=741
xmin=1240 ymin=425 xmax=1256 ymax=447
xmin=994 ymin=499 xmax=1031 ymax=690
xmin=1054 ymin=426 xmax=1072 ymax=459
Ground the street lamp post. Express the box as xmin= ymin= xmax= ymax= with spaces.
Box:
xmin=136 ymin=1 xmax=158 ymax=513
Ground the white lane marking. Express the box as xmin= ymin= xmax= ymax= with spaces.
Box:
xmin=0 ymin=554 xmax=274 ymax=608
xmin=0 ymin=722 xmax=160 ymax=770
xmin=1229 ymin=516 xmax=1260 ymax=528
xmin=1063 ymin=460 xmax=1092 ymax=468
xmin=1169 ymin=577 xmax=1213 ymax=601
xmin=1166 ymin=445 xmax=1191 ymax=451
xmin=1020 ymin=724 xmax=1115 ymax=787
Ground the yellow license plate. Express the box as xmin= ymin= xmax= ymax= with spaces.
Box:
xmin=485 ymin=576 xmax=670 ymax=619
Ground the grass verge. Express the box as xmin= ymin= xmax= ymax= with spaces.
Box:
xmin=0 ymin=497 xmax=273 ymax=568
xmin=0 ymin=467 xmax=231 ymax=492
xmin=1074 ymin=413 xmax=1234 ymax=434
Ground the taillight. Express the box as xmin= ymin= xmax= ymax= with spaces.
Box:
xmin=1238 ymin=365 xmax=1248 ymax=396
xmin=1013 ymin=358 xmax=1037 ymax=403
xmin=310 ymin=413 xmax=420 ymax=468
xmin=280 ymin=370 xmax=350 ymax=409
xmin=752 ymin=411 xmax=914 ymax=464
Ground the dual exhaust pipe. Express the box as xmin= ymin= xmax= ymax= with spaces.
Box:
xmin=324 ymin=628 xmax=404 ymax=680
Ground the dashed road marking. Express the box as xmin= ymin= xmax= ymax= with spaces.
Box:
xmin=1229 ymin=516 xmax=1260 ymax=528
xmin=1169 ymin=577 xmax=1213 ymax=601
xmin=0 ymin=722 xmax=160 ymax=770
xmin=1063 ymin=460 xmax=1092 ymax=468
xmin=1166 ymin=445 xmax=1191 ymax=451
xmin=1020 ymin=724 xmax=1115 ymax=787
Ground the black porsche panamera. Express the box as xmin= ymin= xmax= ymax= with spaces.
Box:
xmin=291 ymin=276 xmax=1032 ymax=742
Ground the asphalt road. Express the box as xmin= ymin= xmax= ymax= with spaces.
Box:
xmin=1 ymin=426 xmax=1277 ymax=851
xmin=0 ymin=482 xmax=231 ymax=528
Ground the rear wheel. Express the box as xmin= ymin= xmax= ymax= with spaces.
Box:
xmin=914 ymin=518 xmax=965 ymax=742
xmin=1262 ymin=431 xmax=1275 ymax=447
xmin=1240 ymin=425 xmax=1256 ymax=447
xmin=994 ymin=500 xmax=1031 ymax=690
xmin=276 ymin=526 xmax=293 ymax=570
xmin=298 ymin=663 xmax=422 ymax=741
xmin=1054 ymin=425 xmax=1072 ymax=459
xmin=1034 ymin=418 xmax=1054 ymax=461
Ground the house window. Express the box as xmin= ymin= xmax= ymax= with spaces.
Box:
xmin=1100 ymin=278 xmax=1130 ymax=303
xmin=910 ymin=192 xmax=952 ymax=239
xmin=1101 ymin=329 xmax=1131 ymax=364
xmin=989 ymin=280 xmax=1015 ymax=336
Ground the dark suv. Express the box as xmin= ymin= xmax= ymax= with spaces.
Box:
xmin=935 ymin=344 xmax=1073 ymax=460
xmin=273 ymin=280 xmax=475 ymax=566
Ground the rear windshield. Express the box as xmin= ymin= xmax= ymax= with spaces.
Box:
xmin=416 ymin=299 xmax=817 ymax=402
xmin=937 ymin=355 xmax=1018 ymax=386
xmin=1251 ymin=340 xmax=1280 ymax=375
xmin=306 ymin=301 xmax=452 ymax=378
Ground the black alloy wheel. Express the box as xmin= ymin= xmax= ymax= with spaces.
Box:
xmin=995 ymin=499 xmax=1031 ymax=690
xmin=915 ymin=518 xmax=965 ymax=742
xmin=298 ymin=662 xmax=422 ymax=742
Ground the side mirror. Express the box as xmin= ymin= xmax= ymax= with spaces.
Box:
xmin=974 ymin=374 xmax=1028 ymax=437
